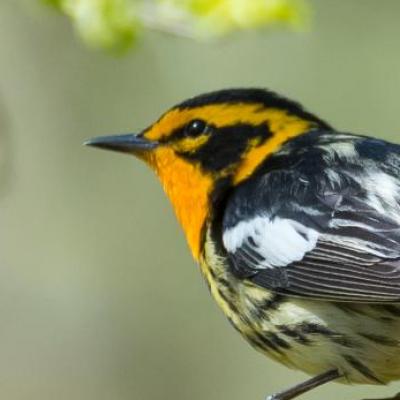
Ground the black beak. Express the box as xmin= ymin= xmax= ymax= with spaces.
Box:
xmin=84 ymin=133 xmax=158 ymax=154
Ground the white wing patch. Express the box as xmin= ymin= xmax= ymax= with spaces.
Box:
xmin=223 ymin=216 xmax=319 ymax=268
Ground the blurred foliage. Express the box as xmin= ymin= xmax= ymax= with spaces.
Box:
xmin=42 ymin=0 xmax=310 ymax=52
xmin=43 ymin=0 xmax=138 ymax=52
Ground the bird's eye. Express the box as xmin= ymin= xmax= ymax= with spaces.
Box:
xmin=184 ymin=119 xmax=207 ymax=137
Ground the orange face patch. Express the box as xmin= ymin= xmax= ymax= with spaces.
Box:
xmin=146 ymin=146 xmax=214 ymax=260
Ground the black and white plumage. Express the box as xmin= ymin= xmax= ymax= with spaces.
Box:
xmin=222 ymin=131 xmax=400 ymax=302
xmin=89 ymin=88 xmax=400 ymax=393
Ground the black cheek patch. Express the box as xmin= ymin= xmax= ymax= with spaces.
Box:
xmin=178 ymin=123 xmax=272 ymax=172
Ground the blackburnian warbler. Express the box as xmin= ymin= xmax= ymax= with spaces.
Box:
xmin=85 ymin=89 xmax=400 ymax=400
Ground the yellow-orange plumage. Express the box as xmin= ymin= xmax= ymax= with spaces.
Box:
xmin=146 ymin=146 xmax=213 ymax=260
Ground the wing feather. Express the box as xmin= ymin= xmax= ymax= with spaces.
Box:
xmin=221 ymin=132 xmax=400 ymax=302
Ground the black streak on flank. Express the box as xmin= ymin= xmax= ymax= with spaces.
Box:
xmin=216 ymin=276 xmax=237 ymax=298
xmin=264 ymin=332 xmax=291 ymax=349
xmin=249 ymin=294 xmax=286 ymax=322
xmin=252 ymin=331 xmax=286 ymax=355
xmin=278 ymin=322 xmax=355 ymax=348
xmin=258 ymin=294 xmax=285 ymax=313
xmin=298 ymin=323 xmax=355 ymax=348
xmin=175 ymin=88 xmax=332 ymax=130
xmin=344 ymin=355 xmax=383 ymax=384
xmin=358 ymin=332 xmax=398 ymax=347
xmin=278 ymin=325 xmax=312 ymax=345
xmin=216 ymin=286 xmax=240 ymax=315
xmin=178 ymin=123 xmax=272 ymax=172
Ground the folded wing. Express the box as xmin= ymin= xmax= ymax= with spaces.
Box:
xmin=222 ymin=132 xmax=400 ymax=302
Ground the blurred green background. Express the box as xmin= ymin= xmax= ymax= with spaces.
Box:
xmin=1 ymin=1 xmax=400 ymax=399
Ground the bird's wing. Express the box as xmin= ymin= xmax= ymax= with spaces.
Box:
xmin=222 ymin=132 xmax=400 ymax=302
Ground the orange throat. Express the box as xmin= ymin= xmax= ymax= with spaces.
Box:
xmin=148 ymin=147 xmax=214 ymax=261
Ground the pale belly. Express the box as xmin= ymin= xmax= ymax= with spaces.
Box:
xmin=201 ymin=236 xmax=400 ymax=385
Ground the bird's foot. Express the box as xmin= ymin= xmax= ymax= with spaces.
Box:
xmin=264 ymin=369 xmax=341 ymax=400
xmin=266 ymin=394 xmax=281 ymax=400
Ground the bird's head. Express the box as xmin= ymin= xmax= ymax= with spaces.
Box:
xmin=86 ymin=88 xmax=330 ymax=259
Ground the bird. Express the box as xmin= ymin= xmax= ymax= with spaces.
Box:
xmin=85 ymin=88 xmax=400 ymax=400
